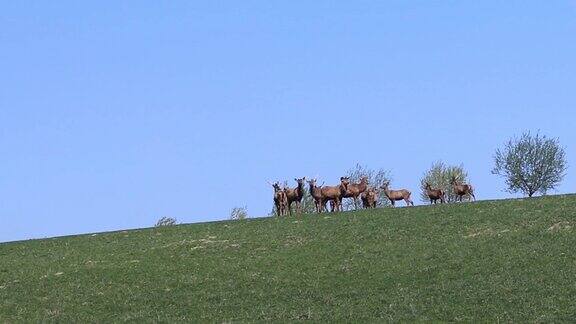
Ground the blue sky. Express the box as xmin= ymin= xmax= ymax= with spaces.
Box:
xmin=1 ymin=1 xmax=575 ymax=243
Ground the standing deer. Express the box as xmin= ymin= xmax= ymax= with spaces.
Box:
xmin=341 ymin=176 xmax=369 ymax=210
xmin=424 ymin=182 xmax=445 ymax=204
xmin=380 ymin=182 xmax=414 ymax=207
xmin=451 ymin=176 xmax=476 ymax=202
xmin=321 ymin=178 xmax=348 ymax=212
xmin=271 ymin=182 xmax=288 ymax=216
xmin=361 ymin=187 xmax=379 ymax=209
xmin=307 ymin=178 xmax=324 ymax=213
xmin=284 ymin=177 xmax=306 ymax=215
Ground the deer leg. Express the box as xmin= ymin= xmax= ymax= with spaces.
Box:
xmin=470 ymin=192 xmax=476 ymax=201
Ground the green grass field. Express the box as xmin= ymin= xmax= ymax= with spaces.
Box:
xmin=1 ymin=195 xmax=576 ymax=322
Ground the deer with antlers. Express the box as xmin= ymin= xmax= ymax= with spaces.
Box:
xmin=380 ymin=181 xmax=414 ymax=207
xmin=284 ymin=177 xmax=306 ymax=215
xmin=361 ymin=187 xmax=379 ymax=209
xmin=320 ymin=177 xmax=348 ymax=212
xmin=341 ymin=176 xmax=369 ymax=210
xmin=424 ymin=182 xmax=445 ymax=204
xmin=451 ymin=176 xmax=476 ymax=202
xmin=271 ymin=182 xmax=288 ymax=216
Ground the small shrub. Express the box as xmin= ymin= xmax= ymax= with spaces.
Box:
xmin=230 ymin=206 xmax=248 ymax=220
xmin=155 ymin=216 xmax=178 ymax=227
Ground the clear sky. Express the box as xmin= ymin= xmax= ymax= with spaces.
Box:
xmin=1 ymin=1 xmax=575 ymax=243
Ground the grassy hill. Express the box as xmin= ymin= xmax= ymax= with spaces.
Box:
xmin=1 ymin=195 xmax=576 ymax=322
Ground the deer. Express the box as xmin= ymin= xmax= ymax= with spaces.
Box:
xmin=380 ymin=181 xmax=414 ymax=207
xmin=307 ymin=178 xmax=325 ymax=213
xmin=321 ymin=178 xmax=348 ymax=212
xmin=424 ymin=182 xmax=445 ymax=204
xmin=341 ymin=176 xmax=369 ymax=210
xmin=271 ymin=182 xmax=288 ymax=216
xmin=284 ymin=177 xmax=306 ymax=215
xmin=451 ymin=176 xmax=476 ymax=202
xmin=361 ymin=187 xmax=379 ymax=209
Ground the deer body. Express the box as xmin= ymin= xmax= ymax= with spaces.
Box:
xmin=321 ymin=179 xmax=348 ymax=212
xmin=361 ymin=188 xmax=378 ymax=209
xmin=451 ymin=177 xmax=476 ymax=202
xmin=341 ymin=177 xmax=369 ymax=209
xmin=425 ymin=182 xmax=445 ymax=204
xmin=285 ymin=177 xmax=306 ymax=215
xmin=307 ymin=179 xmax=324 ymax=213
xmin=272 ymin=183 xmax=288 ymax=216
xmin=381 ymin=182 xmax=414 ymax=207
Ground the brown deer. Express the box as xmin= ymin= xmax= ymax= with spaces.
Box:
xmin=341 ymin=176 xmax=369 ymax=210
xmin=380 ymin=182 xmax=414 ymax=207
xmin=284 ymin=177 xmax=306 ymax=215
xmin=361 ymin=187 xmax=378 ymax=209
xmin=424 ymin=182 xmax=445 ymax=204
xmin=321 ymin=178 xmax=348 ymax=212
xmin=271 ymin=182 xmax=288 ymax=216
xmin=307 ymin=178 xmax=325 ymax=213
xmin=451 ymin=176 xmax=476 ymax=202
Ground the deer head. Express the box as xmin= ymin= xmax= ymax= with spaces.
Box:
xmin=295 ymin=177 xmax=306 ymax=187
xmin=381 ymin=181 xmax=390 ymax=191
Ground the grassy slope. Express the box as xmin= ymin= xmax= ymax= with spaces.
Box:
xmin=1 ymin=195 xmax=576 ymax=322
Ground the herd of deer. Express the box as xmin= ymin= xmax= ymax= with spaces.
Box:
xmin=270 ymin=176 xmax=476 ymax=216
